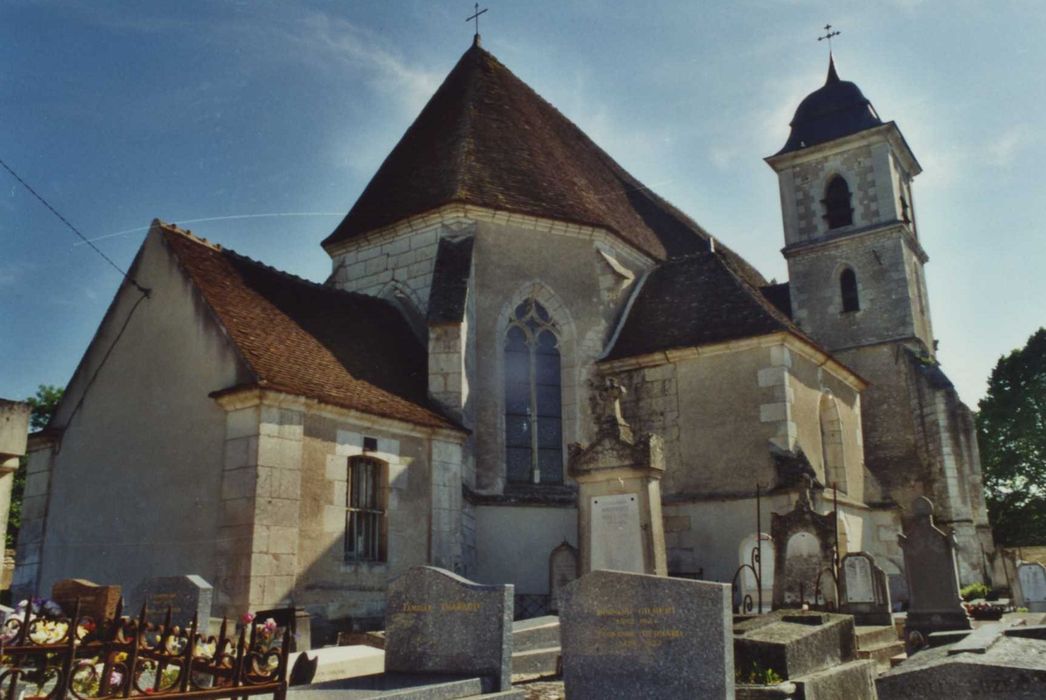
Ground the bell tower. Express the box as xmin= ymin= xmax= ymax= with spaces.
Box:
xmin=765 ymin=56 xmax=933 ymax=358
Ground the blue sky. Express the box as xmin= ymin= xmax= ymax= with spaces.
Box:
xmin=1 ymin=1 xmax=1043 ymax=407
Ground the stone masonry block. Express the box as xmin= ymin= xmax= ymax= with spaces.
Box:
xmin=226 ymin=407 xmax=260 ymax=440
xmin=760 ymin=402 xmax=789 ymax=423
xmin=325 ymin=454 xmax=347 ymax=481
xmin=222 ymin=497 xmax=255 ymax=527
xmin=769 ymin=345 xmax=793 ymax=368
xmin=377 ymin=437 xmax=400 ymax=456
xmin=220 ymin=467 xmax=256 ymax=501
xmin=273 ymin=468 xmax=301 ymax=500
xmin=268 ymin=526 xmax=298 ymax=555
xmin=257 ymin=437 xmax=301 ymax=470
xmin=224 ymin=437 xmax=258 ymax=470
xmin=757 ymin=366 xmax=789 ymax=388
xmin=323 ymin=505 xmax=345 ymax=533
xmin=336 ymin=430 xmax=363 ymax=455
xmin=382 ymin=236 xmax=411 ymax=256
xmin=255 ymin=497 xmax=299 ymax=528
xmin=330 ymin=479 xmax=347 ymax=507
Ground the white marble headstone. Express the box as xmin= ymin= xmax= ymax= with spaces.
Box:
xmin=590 ymin=494 xmax=643 ymax=573
xmin=844 ymin=555 xmax=875 ymax=604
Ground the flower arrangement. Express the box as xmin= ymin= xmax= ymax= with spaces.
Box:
xmin=963 ymin=601 xmax=1003 ymax=620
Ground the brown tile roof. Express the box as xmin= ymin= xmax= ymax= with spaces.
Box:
xmin=322 ymin=43 xmax=715 ymax=260
xmin=604 ymin=250 xmax=816 ymax=360
xmin=158 ymin=222 xmax=458 ymax=431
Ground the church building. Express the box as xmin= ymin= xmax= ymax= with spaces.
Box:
xmin=14 ymin=39 xmax=994 ymax=636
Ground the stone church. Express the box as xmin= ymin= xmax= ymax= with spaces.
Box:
xmin=14 ymin=39 xmax=995 ymax=634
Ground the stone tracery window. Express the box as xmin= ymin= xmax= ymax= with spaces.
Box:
xmin=504 ymin=299 xmax=563 ymax=484
xmin=819 ymin=394 xmax=847 ymax=493
xmin=823 ymin=175 xmax=854 ymax=229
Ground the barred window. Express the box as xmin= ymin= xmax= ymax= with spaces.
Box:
xmin=823 ymin=176 xmax=853 ymax=229
xmin=345 ymin=457 xmax=386 ymax=563
xmin=504 ymin=299 xmax=563 ymax=485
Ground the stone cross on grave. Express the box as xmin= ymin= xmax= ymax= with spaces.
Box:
xmin=590 ymin=376 xmax=633 ymax=443
xmin=795 ymin=473 xmax=815 ymax=511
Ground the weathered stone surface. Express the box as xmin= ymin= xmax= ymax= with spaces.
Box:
xmin=130 ymin=574 xmax=213 ymax=628
xmin=734 ymin=610 xmax=856 ymax=681
xmin=1016 ymin=562 xmax=1046 ymax=613
xmin=899 ymin=497 xmax=970 ymax=652
xmin=51 ymin=579 xmax=121 ymax=622
xmin=547 ymin=542 xmax=578 ymax=612
xmin=840 ymin=552 xmax=892 ymax=626
xmin=877 ymin=627 xmax=1046 ymax=699
xmin=560 ymin=570 xmax=733 ymax=699
xmin=385 ymin=566 xmax=513 ymax=692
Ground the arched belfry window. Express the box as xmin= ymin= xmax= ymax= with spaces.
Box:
xmin=840 ymin=267 xmax=860 ymax=312
xmin=823 ymin=176 xmax=853 ymax=229
xmin=504 ymin=299 xmax=563 ymax=485
xmin=819 ymin=393 xmax=847 ymax=493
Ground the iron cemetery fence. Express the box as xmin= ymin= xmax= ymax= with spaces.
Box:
xmin=0 ymin=599 xmax=291 ymax=700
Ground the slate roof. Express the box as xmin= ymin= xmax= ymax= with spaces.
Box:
xmin=775 ymin=56 xmax=883 ymax=156
xmin=159 ymin=222 xmax=458 ymax=431
xmin=323 ymin=42 xmax=717 ymax=261
xmin=604 ymin=250 xmax=813 ymax=360
xmin=427 ymin=236 xmax=474 ymax=324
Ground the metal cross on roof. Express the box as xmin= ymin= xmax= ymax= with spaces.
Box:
xmin=818 ymin=24 xmax=841 ymax=51
xmin=466 ymin=3 xmax=488 ymax=39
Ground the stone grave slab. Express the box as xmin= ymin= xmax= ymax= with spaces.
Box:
xmin=560 ymin=569 xmax=733 ymax=699
xmin=877 ymin=624 xmax=1046 ymax=699
xmin=130 ymin=574 xmax=212 ymax=628
xmin=1016 ymin=562 xmax=1046 ymax=613
xmin=51 ymin=579 xmax=121 ymax=622
xmin=840 ymin=552 xmax=892 ymax=626
xmin=289 ymin=645 xmax=385 ymax=686
xmin=385 ymin=566 xmax=513 ymax=692
xmin=898 ymin=497 xmax=970 ymax=653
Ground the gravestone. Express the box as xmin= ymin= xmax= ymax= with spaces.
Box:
xmin=385 ymin=566 xmax=513 ymax=692
xmin=770 ymin=480 xmax=838 ymax=609
xmin=899 ymin=497 xmax=970 ymax=653
xmin=51 ymin=579 xmax=121 ymax=622
xmin=876 ymin=624 xmax=1046 ymax=699
xmin=560 ymin=569 xmax=733 ymax=699
xmin=568 ymin=378 xmax=667 ymax=576
xmin=840 ymin=552 xmax=893 ymax=626
xmin=1016 ymin=562 xmax=1046 ymax=612
xmin=131 ymin=575 xmax=213 ymax=628
xmin=548 ymin=541 xmax=578 ymax=612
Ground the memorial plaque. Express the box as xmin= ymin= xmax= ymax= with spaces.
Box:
xmin=51 ymin=579 xmax=122 ymax=622
xmin=131 ymin=575 xmax=213 ymax=628
xmin=385 ymin=566 xmax=513 ymax=692
xmin=1017 ymin=562 xmax=1046 ymax=613
xmin=844 ymin=556 xmax=875 ymax=604
xmin=560 ymin=570 xmax=733 ymax=699
xmin=590 ymin=494 xmax=643 ymax=573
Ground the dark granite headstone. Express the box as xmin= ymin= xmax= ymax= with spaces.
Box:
xmin=131 ymin=575 xmax=213 ymax=628
xmin=51 ymin=579 xmax=121 ymax=622
xmin=385 ymin=566 xmax=513 ymax=692
xmin=560 ymin=570 xmax=733 ymax=699
xmin=877 ymin=624 xmax=1046 ymax=699
xmin=899 ymin=497 xmax=970 ymax=652
xmin=770 ymin=484 xmax=838 ymax=609
xmin=840 ymin=552 xmax=893 ymax=626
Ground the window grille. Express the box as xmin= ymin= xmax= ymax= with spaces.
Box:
xmin=346 ymin=457 xmax=386 ymax=562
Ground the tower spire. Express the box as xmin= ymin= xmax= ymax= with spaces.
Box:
xmin=826 ymin=53 xmax=840 ymax=84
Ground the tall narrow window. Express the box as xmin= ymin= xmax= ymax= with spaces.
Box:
xmin=840 ymin=268 xmax=860 ymax=312
xmin=504 ymin=299 xmax=563 ymax=484
xmin=823 ymin=176 xmax=853 ymax=229
xmin=345 ymin=457 xmax=386 ymax=562
xmin=819 ymin=394 xmax=847 ymax=493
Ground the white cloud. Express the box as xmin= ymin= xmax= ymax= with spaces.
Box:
xmin=985 ymin=124 xmax=1033 ymax=167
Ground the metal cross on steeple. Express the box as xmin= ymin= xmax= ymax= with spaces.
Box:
xmin=466 ymin=3 xmax=488 ymax=42
xmin=818 ymin=24 xmax=841 ymax=51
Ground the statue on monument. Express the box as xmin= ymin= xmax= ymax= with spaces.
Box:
xmin=589 ymin=376 xmax=633 ymax=443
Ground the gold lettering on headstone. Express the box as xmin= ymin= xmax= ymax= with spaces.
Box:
xmin=591 ymin=605 xmax=683 ymax=652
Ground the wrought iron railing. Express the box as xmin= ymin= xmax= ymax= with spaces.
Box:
xmin=0 ymin=600 xmax=290 ymax=700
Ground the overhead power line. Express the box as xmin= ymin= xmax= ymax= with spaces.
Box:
xmin=0 ymin=155 xmax=150 ymax=296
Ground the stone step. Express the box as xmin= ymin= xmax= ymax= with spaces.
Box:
xmin=855 ymin=624 xmax=899 ymax=649
xmin=510 ymin=646 xmax=560 ymax=677
xmin=792 ymin=659 xmax=877 ymax=700
xmin=459 ymin=691 xmax=526 ymax=700
xmin=856 ymin=640 xmax=906 ymax=672
xmin=511 ymin=615 xmax=560 ymax=652
xmin=287 ymin=674 xmax=486 ymax=700
xmin=889 ymin=652 xmax=907 ymax=668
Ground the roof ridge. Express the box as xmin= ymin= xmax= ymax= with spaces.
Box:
xmin=155 ymin=219 xmax=223 ymax=251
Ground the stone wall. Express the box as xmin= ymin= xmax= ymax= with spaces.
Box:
xmin=472 ymin=504 xmax=577 ymax=595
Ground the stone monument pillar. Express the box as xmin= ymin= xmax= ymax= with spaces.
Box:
xmin=568 ymin=378 xmax=667 ymax=576
xmin=0 ymin=400 xmax=30 ymax=563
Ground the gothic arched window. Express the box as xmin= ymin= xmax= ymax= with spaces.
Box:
xmin=504 ymin=299 xmax=563 ymax=485
xmin=819 ymin=394 xmax=847 ymax=493
xmin=840 ymin=267 xmax=860 ymax=312
xmin=823 ymin=176 xmax=853 ymax=229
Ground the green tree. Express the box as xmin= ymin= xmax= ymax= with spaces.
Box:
xmin=976 ymin=328 xmax=1046 ymax=546
xmin=6 ymin=385 xmax=64 ymax=548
